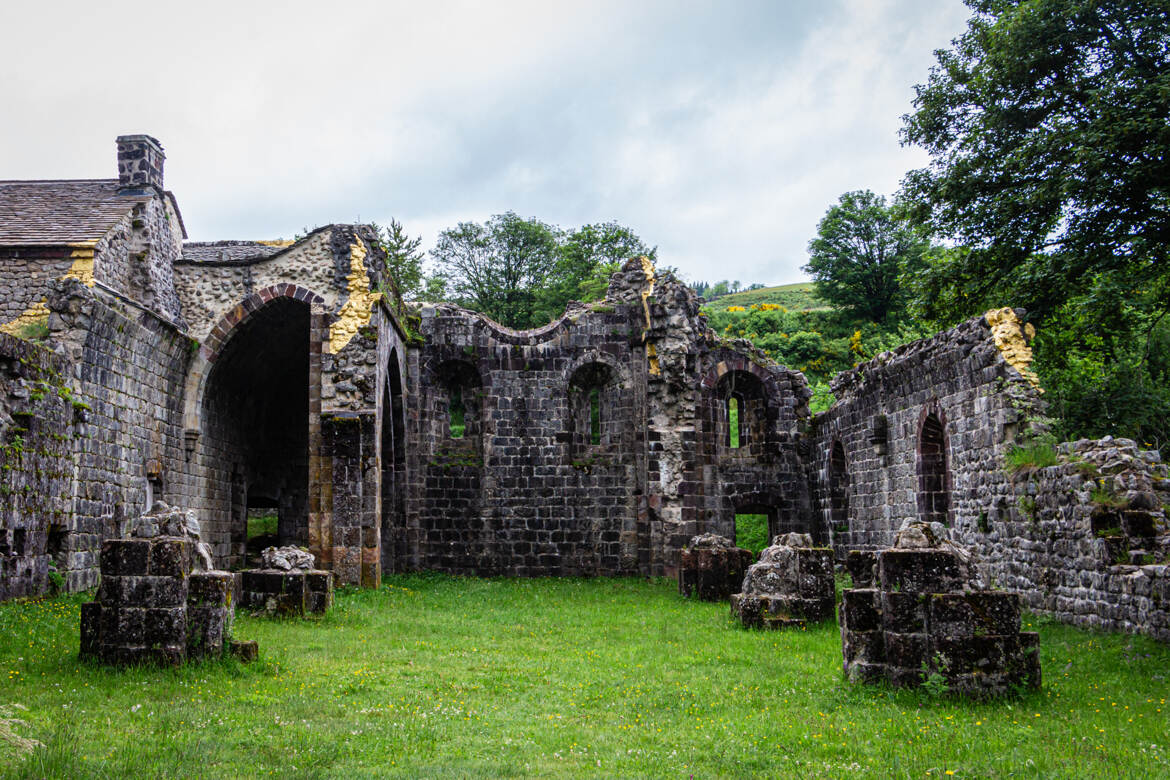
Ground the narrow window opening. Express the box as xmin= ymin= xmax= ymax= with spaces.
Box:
xmin=589 ymin=387 xmax=601 ymax=445
xmin=449 ymin=385 xmax=465 ymax=439
xmin=727 ymin=396 xmax=741 ymax=448
xmin=917 ymin=412 xmax=949 ymax=524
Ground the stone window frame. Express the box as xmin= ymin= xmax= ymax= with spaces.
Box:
xmin=827 ymin=439 xmax=850 ymax=534
xmin=433 ymin=358 xmax=483 ymax=443
xmin=916 ymin=403 xmax=952 ymax=526
xmin=566 ymin=357 xmax=626 ymax=457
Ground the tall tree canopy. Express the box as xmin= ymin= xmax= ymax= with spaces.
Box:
xmin=899 ymin=0 xmax=1170 ymax=325
xmin=803 ymin=190 xmax=928 ymax=324
xmin=899 ymin=0 xmax=1170 ymax=446
xmin=431 ymin=214 xmax=654 ymax=329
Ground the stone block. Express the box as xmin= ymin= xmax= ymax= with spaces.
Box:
xmin=884 ymin=632 xmax=929 ymax=670
xmin=189 ymin=571 xmax=233 ymax=607
xmin=846 ymin=550 xmax=877 ymax=588
xmin=929 ymin=592 xmax=1020 ymax=637
xmin=879 ymin=549 xmax=963 ymax=594
xmin=229 ymin=639 xmax=259 ymax=663
xmin=148 ymin=539 xmax=190 ymax=577
xmin=882 ymin=592 xmax=927 ymax=633
xmin=841 ymin=589 xmax=880 ymax=632
xmin=143 ymin=607 xmax=187 ymax=646
xmin=101 ymin=539 xmax=151 ymax=576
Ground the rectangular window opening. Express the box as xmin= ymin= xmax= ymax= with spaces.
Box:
xmin=735 ymin=513 xmax=768 ymax=554
xmin=728 ymin=397 xmax=741 ymax=448
xmin=449 ymin=386 xmax=466 ymax=439
xmin=589 ymin=387 xmax=601 ymax=445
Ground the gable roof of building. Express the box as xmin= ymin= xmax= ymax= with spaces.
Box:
xmin=179 ymin=240 xmax=289 ymax=265
xmin=0 ymin=179 xmax=147 ymax=245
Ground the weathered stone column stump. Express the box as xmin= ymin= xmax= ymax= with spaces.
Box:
xmin=731 ymin=533 xmax=835 ymax=628
xmin=80 ymin=503 xmax=249 ymax=666
xmin=240 ymin=546 xmax=333 ymax=616
xmin=678 ymin=534 xmax=755 ymax=601
xmin=840 ymin=522 xmax=1041 ymax=696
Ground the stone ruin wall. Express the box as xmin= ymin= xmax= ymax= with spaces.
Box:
xmin=0 ymin=334 xmax=75 ymax=600
xmin=811 ymin=310 xmax=1042 ymax=554
xmin=45 ymin=278 xmax=193 ymax=591
xmin=400 ymin=261 xmax=816 ymax=577
xmin=816 ymin=310 xmax=1170 ymax=642
xmin=0 ymin=246 xmax=79 ymax=332
xmin=959 ymin=438 xmax=1170 ymax=641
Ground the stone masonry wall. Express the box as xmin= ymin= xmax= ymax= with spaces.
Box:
xmin=46 ymin=278 xmax=192 ymax=591
xmin=401 ymin=260 xmax=813 ymax=577
xmin=0 ymin=334 xmax=75 ymax=600
xmin=91 ymin=195 xmax=186 ymax=327
xmin=811 ymin=310 xmax=1042 ymax=555
xmin=954 ymin=438 xmax=1170 ymax=641
xmin=0 ymin=247 xmax=76 ymax=330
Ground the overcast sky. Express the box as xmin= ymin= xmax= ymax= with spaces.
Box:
xmin=1 ymin=0 xmax=971 ymax=286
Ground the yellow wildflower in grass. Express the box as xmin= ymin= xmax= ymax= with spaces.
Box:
xmin=726 ymin=305 xmax=746 ymax=312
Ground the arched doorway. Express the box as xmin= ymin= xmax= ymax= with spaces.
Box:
xmin=380 ymin=349 xmax=406 ymax=573
xmin=201 ymin=296 xmax=311 ymax=568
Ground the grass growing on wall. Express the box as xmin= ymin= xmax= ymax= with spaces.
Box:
xmin=1 ymin=576 xmax=1168 ymax=778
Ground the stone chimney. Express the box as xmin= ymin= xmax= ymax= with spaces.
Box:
xmin=116 ymin=134 xmax=165 ymax=191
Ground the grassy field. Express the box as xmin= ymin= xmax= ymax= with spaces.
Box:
xmin=1 ymin=575 xmax=1167 ymax=778
xmin=709 ymin=282 xmax=828 ymax=312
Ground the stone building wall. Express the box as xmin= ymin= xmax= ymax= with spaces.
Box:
xmin=45 ymin=278 xmax=192 ymax=591
xmin=90 ymin=196 xmax=186 ymax=326
xmin=810 ymin=310 xmax=1042 ymax=555
xmin=0 ymin=247 xmax=77 ymax=331
xmin=0 ymin=334 xmax=75 ymax=600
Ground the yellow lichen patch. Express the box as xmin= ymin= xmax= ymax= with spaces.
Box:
xmin=257 ymin=239 xmax=295 ymax=248
xmin=63 ymin=244 xmax=96 ymax=287
xmin=0 ymin=301 xmax=50 ymax=337
xmin=637 ymin=256 xmax=660 ymax=374
xmin=328 ymin=239 xmax=381 ymax=354
xmin=985 ymin=307 xmax=1041 ymax=389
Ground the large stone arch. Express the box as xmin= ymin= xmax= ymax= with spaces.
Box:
xmin=182 ymin=284 xmax=327 ymax=568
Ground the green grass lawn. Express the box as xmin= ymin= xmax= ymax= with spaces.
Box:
xmin=2 ymin=576 xmax=1167 ymax=778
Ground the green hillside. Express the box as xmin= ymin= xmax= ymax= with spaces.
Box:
xmin=704 ymin=282 xmax=828 ymax=312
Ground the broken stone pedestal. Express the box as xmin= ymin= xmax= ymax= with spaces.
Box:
xmin=840 ymin=522 xmax=1040 ymax=696
xmin=730 ymin=533 xmax=835 ymax=629
xmin=677 ymin=534 xmax=755 ymax=601
xmin=240 ymin=546 xmax=333 ymax=616
xmin=80 ymin=502 xmax=251 ymax=666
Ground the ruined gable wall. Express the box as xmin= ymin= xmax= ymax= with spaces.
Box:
xmin=92 ymin=195 xmax=185 ymax=325
xmin=408 ymin=299 xmax=647 ymax=576
xmin=625 ymin=264 xmax=815 ymax=576
xmin=0 ymin=334 xmax=75 ymax=600
xmin=812 ymin=311 xmax=1042 ymax=556
xmin=45 ymin=278 xmax=192 ymax=591
xmin=404 ymin=261 xmax=814 ymax=578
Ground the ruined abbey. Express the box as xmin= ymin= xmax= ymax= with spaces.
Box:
xmin=2 ymin=135 xmax=1168 ymax=642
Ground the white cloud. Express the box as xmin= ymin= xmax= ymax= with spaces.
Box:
xmin=0 ymin=0 xmax=971 ymax=284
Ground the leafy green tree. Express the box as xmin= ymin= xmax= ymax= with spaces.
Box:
xmin=374 ymin=219 xmax=425 ymax=300
xmin=803 ymin=190 xmax=928 ymax=323
xmin=431 ymin=212 xmax=561 ymax=329
xmin=899 ymin=0 xmax=1170 ymax=327
xmin=898 ymin=0 xmax=1170 ymax=444
xmin=535 ymin=222 xmax=655 ymax=321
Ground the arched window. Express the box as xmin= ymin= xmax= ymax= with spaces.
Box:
xmin=435 ymin=360 xmax=481 ymax=441
xmin=715 ymin=371 xmax=767 ymax=454
xmin=569 ymin=362 xmax=617 ymax=453
xmin=917 ymin=412 xmax=949 ymax=524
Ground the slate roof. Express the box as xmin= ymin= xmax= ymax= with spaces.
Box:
xmin=179 ymin=241 xmax=288 ymax=264
xmin=0 ymin=179 xmax=144 ymax=245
